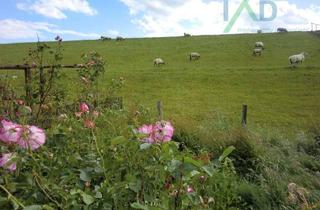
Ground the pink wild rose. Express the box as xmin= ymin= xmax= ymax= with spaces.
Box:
xmin=79 ymin=103 xmax=90 ymax=113
xmin=138 ymin=124 xmax=153 ymax=135
xmin=0 ymin=153 xmax=17 ymax=171
xmin=187 ymin=185 xmax=194 ymax=193
xmin=137 ymin=124 xmax=155 ymax=143
xmin=137 ymin=121 xmax=174 ymax=143
xmin=154 ymin=121 xmax=174 ymax=142
xmin=0 ymin=119 xmax=22 ymax=144
xmin=17 ymin=126 xmax=46 ymax=150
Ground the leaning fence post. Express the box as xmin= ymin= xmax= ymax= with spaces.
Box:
xmin=24 ymin=67 xmax=32 ymax=106
xmin=157 ymin=101 xmax=163 ymax=121
xmin=241 ymin=104 xmax=248 ymax=127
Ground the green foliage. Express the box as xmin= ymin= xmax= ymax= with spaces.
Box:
xmin=226 ymin=130 xmax=262 ymax=181
xmin=77 ymin=51 xmax=105 ymax=83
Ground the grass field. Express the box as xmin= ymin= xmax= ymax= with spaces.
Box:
xmin=1 ymin=31 xmax=320 ymax=129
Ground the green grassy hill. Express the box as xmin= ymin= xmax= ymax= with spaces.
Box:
xmin=1 ymin=32 xmax=320 ymax=129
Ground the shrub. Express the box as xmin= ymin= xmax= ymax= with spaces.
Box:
xmin=227 ymin=129 xmax=263 ymax=182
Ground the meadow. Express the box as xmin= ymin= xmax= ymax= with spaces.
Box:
xmin=1 ymin=31 xmax=319 ymax=129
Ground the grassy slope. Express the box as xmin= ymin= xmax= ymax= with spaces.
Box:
xmin=0 ymin=32 xmax=320 ymax=129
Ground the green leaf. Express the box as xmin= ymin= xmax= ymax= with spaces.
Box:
xmin=79 ymin=170 xmax=91 ymax=182
xmin=140 ymin=143 xmax=152 ymax=150
xmin=168 ymin=159 xmax=182 ymax=173
xmin=129 ymin=180 xmax=142 ymax=193
xmin=202 ymin=166 xmax=214 ymax=177
xmin=23 ymin=205 xmax=42 ymax=210
xmin=43 ymin=205 xmax=55 ymax=210
xmin=110 ymin=136 xmax=127 ymax=145
xmin=131 ymin=202 xmax=149 ymax=210
xmin=11 ymin=199 xmax=19 ymax=210
xmin=0 ymin=196 xmax=8 ymax=206
xmin=190 ymin=170 xmax=200 ymax=177
xmin=184 ymin=157 xmax=203 ymax=168
xmin=219 ymin=146 xmax=235 ymax=162
xmin=81 ymin=193 xmax=95 ymax=205
xmin=95 ymin=191 xmax=102 ymax=199
xmin=70 ymin=189 xmax=79 ymax=195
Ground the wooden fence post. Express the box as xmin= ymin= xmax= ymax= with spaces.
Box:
xmin=24 ymin=67 xmax=32 ymax=106
xmin=157 ymin=101 xmax=163 ymax=121
xmin=241 ymin=104 xmax=247 ymax=127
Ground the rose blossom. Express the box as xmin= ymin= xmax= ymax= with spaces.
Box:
xmin=17 ymin=125 xmax=46 ymax=150
xmin=79 ymin=103 xmax=90 ymax=113
xmin=187 ymin=185 xmax=194 ymax=193
xmin=153 ymin=121 xmax=174 ymax=142
xmin=0 ymin=153 xmax=17 ymax=171
xmin=0 ymin=119 xmax=22 ymax=144
xmin=136 ymin=121 xmax=174 ymax=143
xmin=137 ymin=124 xmax=155 ymax=143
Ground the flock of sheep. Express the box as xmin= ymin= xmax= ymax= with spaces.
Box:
xmin=154 ymin=40 xmax=307 ymax=68
xmin=252 ymin=41 xmax=307 ymax=67
xmin=153 ymin=52 xmax=201 ymax=66
xmin=101 ymin=33 xmax=307 ymax=68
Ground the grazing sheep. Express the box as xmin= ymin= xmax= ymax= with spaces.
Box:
xmin=190 ymin=52 xmax=200 ymax=60
xmin=184 ymin=33 xmax=191 ymax=37
xmin=154 ymin=58 xmax=165 ymax=66
xmin=252 ymin=48 xmax=262 ymax=56
xmin=255 ymin=41 xmax=264 ymax=49
xmin=116 ymin=36 xmax=125 ymax=41
xmin=277 ymin=28 xmax=288 ymax=33
xmin=289 ymin=52 xmax=307 ymax=67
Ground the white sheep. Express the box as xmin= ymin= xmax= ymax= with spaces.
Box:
xmin=252 ymin=48 xmax=262 ymax=56
xmin=289 ymin=52 xmax=307 ymax=67
xmin=255 ymin=41 xmax=264 ymax=50
xmin=154 ymin=58 xmax=165 ymax=66
xmin=190 ymin=52 xmax=200 ymax=60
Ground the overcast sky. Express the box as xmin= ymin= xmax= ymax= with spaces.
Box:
xmin=0 ymin=0 xmax=319 ymax=43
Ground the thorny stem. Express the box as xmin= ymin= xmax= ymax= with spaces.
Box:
xmin=0 ymin=184 xmax=26 ymax=209
xmin=175 ymin=156 xmax=184 ymax=210
xmin=139 ymin=166 xmax=145 ymax=202
xmin=33 ymin=172 xmax=63 ymax=208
